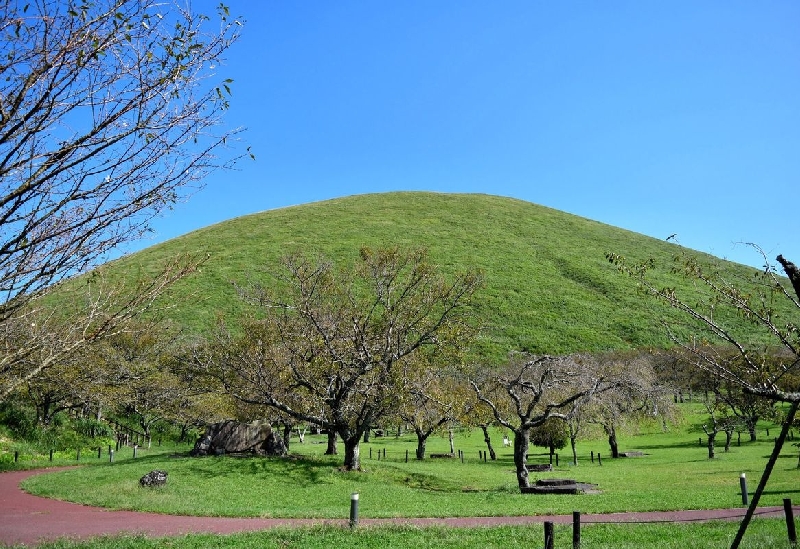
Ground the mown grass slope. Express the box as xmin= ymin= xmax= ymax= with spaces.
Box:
xmin=103 ymin=192 xmax=780 ymax=362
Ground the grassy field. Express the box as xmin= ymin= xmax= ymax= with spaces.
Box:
xmin=7 ymin=404 xmax=798 ymax=548
xmin=82 ymin=192 xmax=790 ymax=362
xmin=27 ymin=520 xmax=798 ymax=549
xmin=21 ymin=405 xmax=800 ymax=519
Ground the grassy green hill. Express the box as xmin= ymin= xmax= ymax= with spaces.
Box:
xmin=105 ymin=192 xmax=776 ymax=362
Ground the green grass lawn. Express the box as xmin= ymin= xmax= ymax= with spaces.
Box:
xmin=9 ymin=404 xmax=800 ymax=548
xmin=77 ymin=192 xmax=790 ymax=362
xmin=21 ymin=407 xmax=800 ymax=519
xmin=26 ymin=520 xmax=797 ymax=549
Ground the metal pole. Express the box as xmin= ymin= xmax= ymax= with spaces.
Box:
xmin=740 ymin=473 xmax=748 ymax=506
xmin=349 ymin=492 xmax=359 ymax=528
xmin=573 ymin=511 xmax=581 ymax=549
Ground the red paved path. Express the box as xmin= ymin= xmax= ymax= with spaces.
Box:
xmin=1 ymin=468 xmax=796 ymax=547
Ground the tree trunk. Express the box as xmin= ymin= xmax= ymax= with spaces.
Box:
xmin=325 ymin=431 xmax=338 ymax=455
xmin=448 ymin=428 xmax=455 ymax=454
xmin=513 ymin=428 xmax=531 ymax=489
xmin=606 ymin=425 xmax=619 ymax=458
xmin=480 ymin=424 xmax=497 ymax=460
xmin=570 ymin=435 xmax=578 ymax=465
xmin=363 ymin=428 xmax=370 ymax=443
xmin=707 ymin=432 xmax=716 ymax=459
xmin=415 ymin=434 xmax=427 ymax=460
xmin=724 ymin=429 xmax=733 ymax=452
xmin=179 ymin=422 xmax=189 ymax=442
xmin=342 ymin=435 xmax=361 ymax=470
xmin=282 ymin=423 xmax=292 ymax=451
xmin=748 ymin=425 xmax=757 ymax=442
xmin=39 ymin=393 xmax=53 ymax=426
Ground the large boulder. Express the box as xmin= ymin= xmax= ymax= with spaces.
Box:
xmin=260 ymin=430 xmax=288 ymax=456
xmin=191 ymin=420 xmax=287 ymax=456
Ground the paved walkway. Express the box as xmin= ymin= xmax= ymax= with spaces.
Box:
xmin=0 ymin=467 xmax=795 ymax=547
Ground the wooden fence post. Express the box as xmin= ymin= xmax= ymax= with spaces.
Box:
xmin=544 ymin=521 xmax=554 ymax=549
xmin=784 ymin=499 xmax=797 ymax=546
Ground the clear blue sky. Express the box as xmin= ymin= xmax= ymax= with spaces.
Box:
xmin=138 ymin=1 xmax=800 ymax=269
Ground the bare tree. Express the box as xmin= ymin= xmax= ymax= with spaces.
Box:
xmin=397 ymin=366 xmax=471 ymax=460
xmin=608 ymin=247 xmax=800 ymax=548
xmin=587 ymin=351 xmax=675 ymax=458
xmin=197 ymin=247 xmax=481 ymax=471
xmin=470 ymin=353 xmax=617 ymax=490
xmin=0 ymin=0 xmax=244 ymax=397
xmin=0 ymin=255 xmax=202 ymax=399
xmin=699 ymin=392 xmax=740 ymax=459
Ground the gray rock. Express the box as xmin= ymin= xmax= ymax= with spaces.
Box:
xmin=191 ymin=420 xmax=286 ymax=456
xmin=139 ymin=470 xmax=168 ymax=487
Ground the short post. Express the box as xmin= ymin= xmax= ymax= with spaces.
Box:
xmin=369 ymin=447 xmax=372 ymax=459
xmin=97 ymin=447 xmax=102 ymax=459
xmin=740 ymin=473 xmax=748 ymax=506
xmin=405 ymin=449 xmax=408 ymax=463
xmin=544 ymin=521 xmax=554 ymax=549
xmin=14 ymin=451 xmax=18 ymax=463
xmin=109 ymin=450 xmax=114 ymax=463
xmin=597 ymin=453 xmax=601 ymax=466
xmin=591 ymin=451 xmax=594 ymax=463
xmin=556 ymin=453 xmax=559 ymax=467
xmin=483 ymin=451 xmax=487 ymax=463
xmin=573 ymin=511 xmax=581 ymax=549
xmin=784 ymin=498 xmax=797 ymax=546
xmin=133 ymin=445 xmax=137 ymax=458
xmin=460 ymin=450 xmax=464 ymax=463
xmin=349 ymin=492 xmax=359 ymax=528
xmin=383 ymin=448 xmax=386 ymax=459
xmin=76 ymin=448 xmax=81 ymax=461
xmin=108 ymin=444 xmax=112 ymax=456
xmin=699 ymin=437 xmax=702 ymax=446
xmin=49 ymin=449 xmax=53 ymax=462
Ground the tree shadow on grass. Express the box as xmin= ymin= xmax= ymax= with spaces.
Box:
xmin=129 ymin=453 xmax=343 ymax=488
xmin=761 ymin=488 xmax=800 ymax=496
xmin=626 ymin=440 xmax=714 ymax=451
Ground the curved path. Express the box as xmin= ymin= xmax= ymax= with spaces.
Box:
xmin=0 ymin=468 xmax=795 ymax=547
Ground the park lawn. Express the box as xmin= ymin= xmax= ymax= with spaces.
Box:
xmin=21 ymin=404 xmax=800 ymax=519
xmin=29 ymin=520 xmax=798 ymax=549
